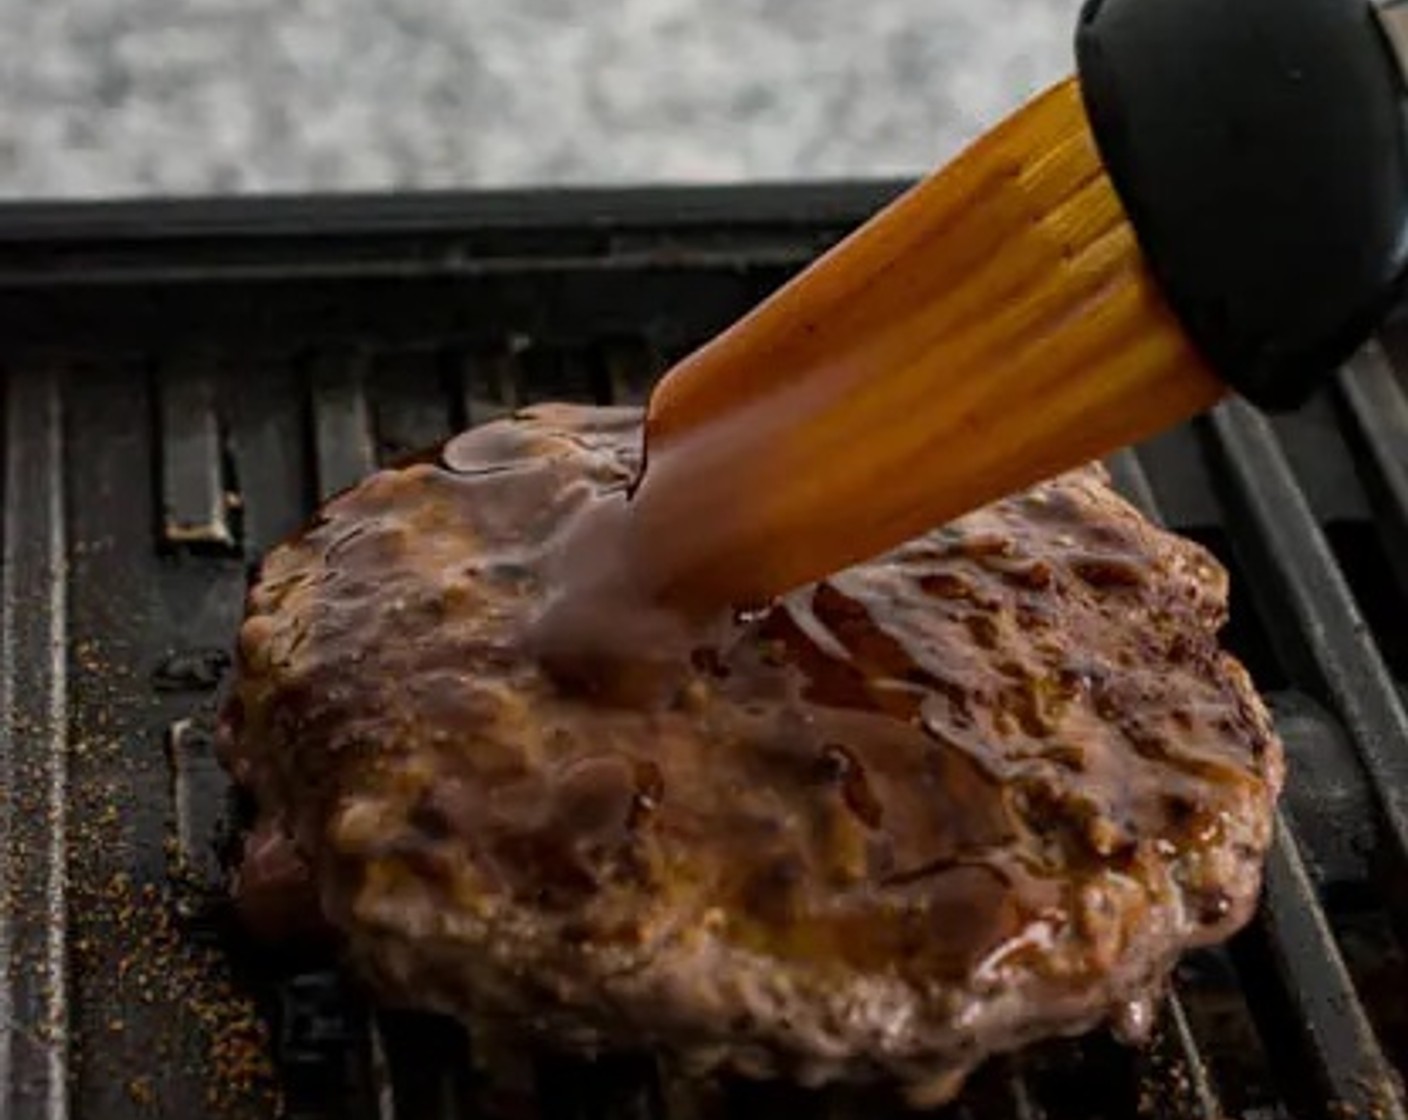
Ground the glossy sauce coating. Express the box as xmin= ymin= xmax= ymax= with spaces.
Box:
xmin=221 ymin=404 xmax=1282 ymax=1104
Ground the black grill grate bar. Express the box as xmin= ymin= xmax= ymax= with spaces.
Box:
xmin=458 ymin=343 xmax=522 ymax=428
xmin=1104 ymin=450 xmax=1160 ymax=519
xmin=1203 ymin=400 xmax=1408 ymax=894
xmin=967 ymin=1058 xmax=1044 ymax=1120
xmin=1252 ymin=816 xmax=1406 ymax=1120
xmin=655 ymin=1069 xmax=726 ymax=1120
xmin=536 ymin=1053 xmax=664 ymax=1120
xmin=368 ymin=349 xmax=458 ymax=463
xmin=1150 ymin=996 xmax=1221 ymax=1120
xmin=1125 ymin=994 xmax=1223 ymax=1120
xmin=365 ymin=1017 xmax=398 ymax=1120
xmin=227 ymin=354 xmax=314 ymax=559
xmin=1109 ymin=443 xmax=1408 ymax=1118
xmin=310 ymin=350 xmax=377 ymax=501
xmin=1335 ymin=346 xmax=1408 ymax=609
xmin=157 ymin=353 xmax=237 ymax=552
xmin=276 ymin=971 xmax=382 ymax=1119
xmin=0 ymin=368 xmax=72 ymax=1120
xmin=371 ymin=1011 xmax=480 ymax=1120
xmin=163 ymin=718 xmax=225 ymax=894
xmin=1008 ymin=1070 xmax=1044 ymax=1120
xmin=1197 ymin=400 xmax=1408 ymax=1118
xmin=987 ymin=1071 xmax=1041 ymax=1120
xmin=599 ymin=339 xmax=663 ymax=407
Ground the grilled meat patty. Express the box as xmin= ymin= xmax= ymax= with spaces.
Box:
xmin=218 ymin=403 xmax=1283 ymax=1105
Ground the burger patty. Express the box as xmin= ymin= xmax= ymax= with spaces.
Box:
xmin=218 ymin=403 xmax=1283 ymax=1106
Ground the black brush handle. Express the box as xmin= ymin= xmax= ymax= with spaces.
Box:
xmin=1077 ymin=0 xmax=1408 ymax=409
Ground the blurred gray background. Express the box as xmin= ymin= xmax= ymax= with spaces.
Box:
xmin=0 ymin=0 xmax=1077 ymax=199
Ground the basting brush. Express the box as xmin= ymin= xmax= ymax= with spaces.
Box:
xmin=589 ymin=0 xmax=1408 ymax=616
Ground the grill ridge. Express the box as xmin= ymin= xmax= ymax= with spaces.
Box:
xmin=0 ymin=369 xmax=72 ymax=1120
xmin=1205 ymin=399 xmax=1408 ymax=901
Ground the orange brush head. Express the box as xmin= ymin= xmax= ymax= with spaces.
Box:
xmin=616 ymin=78 xmax=1225 ymax=614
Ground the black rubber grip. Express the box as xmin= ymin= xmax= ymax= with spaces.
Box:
xmin=1076 ymin=0 xmax=1408 ymax=409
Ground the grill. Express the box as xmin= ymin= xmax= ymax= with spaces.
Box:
xmin=0 ymin=184 xmax=1405 ymax=1120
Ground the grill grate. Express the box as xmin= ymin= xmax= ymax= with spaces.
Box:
xmin=0 ymin=185 xmax=1405 ymax=1119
